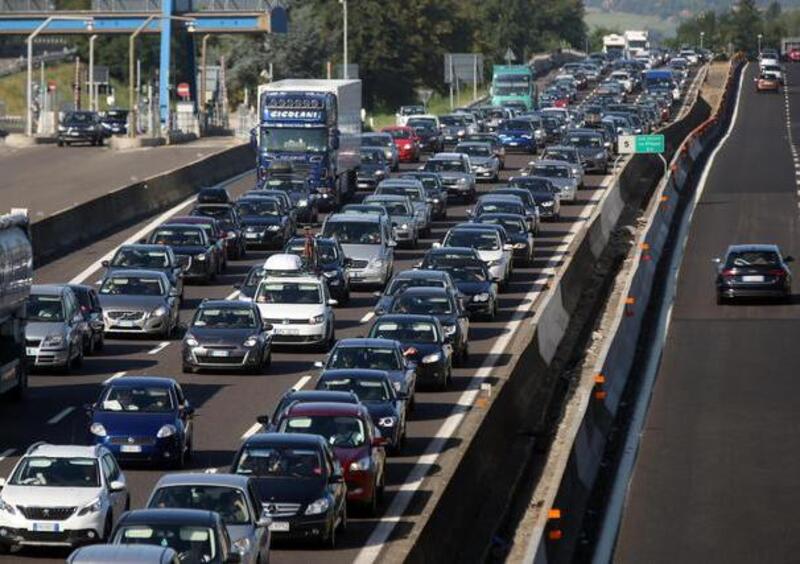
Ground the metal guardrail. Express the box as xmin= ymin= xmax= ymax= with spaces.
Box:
xmin=90 ymin=0 xmax=161 ymax=11
xmin=0 ymin=116 xmax=25 ymax=134
xmin=0 ymin=49 xmax=76 ymax=79
xmin=90 ymin=0 xmax=277 ymax=10
xmin=0 ymin=0 xmax=54 ymax=11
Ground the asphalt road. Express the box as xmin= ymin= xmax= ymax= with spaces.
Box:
xmin=0 ymin=136 xmax=244 ymax=221
xmin=614 ymin=63 xmax=800 ymax=563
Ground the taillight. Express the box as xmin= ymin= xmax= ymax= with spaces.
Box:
xmin=768 ymin=269 xmax=786 ymax=277
xmin=721 ymin=269 xmax=735 ymax=277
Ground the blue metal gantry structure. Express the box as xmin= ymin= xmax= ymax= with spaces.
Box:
xmin=0 ymin=0 xmax=287 ymax=122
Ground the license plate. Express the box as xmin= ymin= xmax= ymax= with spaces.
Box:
xmin=70 ymin=132 xmax=81 ymax=137
xmin=245 ymin=233 xmax=259 ymax=239
xmin=33 ymin=522 xmax=59 ymax=532
xmin=269 ymin=521 xmax=290 ymax=532
xmin=117 ymin=320 xmax=136 ymax=328
xmin=274 ymin=328 xmax=299 ymax=335
xmin=509 ymin=142 xmax=519 ymax=146
xmin=742 ymin=275 xmax=765 ymax=282
xmin=210 ymin=350 xmax=229 ymax=357
xmin=120 ymin=445 xmax=142 ymax=453
xmin=350 ymin=271 xmax=364 ymax=278
xmin=26 ymin=347 xmax=38 ymax=356
xmin=357 ymin=182 xmax=370 ymax=188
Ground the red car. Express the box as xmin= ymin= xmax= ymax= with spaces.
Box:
xmin=381 ymin=126 xmax=421 ymax=163
xmin=789 ymin=49 xmax=800 ymax=62
xmin=278 ymin=401 xmax=387 ymax=513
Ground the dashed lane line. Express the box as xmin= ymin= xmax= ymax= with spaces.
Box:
xmin=47 ymin=406 xmax=75 ymax=425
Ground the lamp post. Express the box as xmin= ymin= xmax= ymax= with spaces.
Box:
xmin=88 ymin=34 xmax=98 ymax=112
xmin=700 ymin=31 xmax=705 ymax=51
xmin=758 ymin=33 xmax=763 ymax=56
xmin=200 ymin=33 xmax=210 ymax=132
xmin=339 ymin=0 xmax=348 ymax=79
xmin=26 ymin=16 xmax=93 ymax=136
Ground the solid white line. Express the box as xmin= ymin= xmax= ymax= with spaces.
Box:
xmin=241 ymin=422 xmax=262 ymax=440
xmin=68 ymin=169 xmax=254 ymax=285
xmin=226 ymin=290 xmax=240 ymax=300
xmin=0 ymin=449 xmax=16 ymax=462
xmin=103 ymin=371 xmax=127 ymax=384
xmin=147 ymin=341 xmax=170 ymax=355
xmin=48 ymin=406 xmax=75 ymax=425
xmin=360 ymin=311 xmax=375 ymax=324
xmin=292 ymin=375 xmax=312 ymax=390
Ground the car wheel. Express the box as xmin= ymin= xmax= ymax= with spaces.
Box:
xmin=84 ymin=333 xmax=95 ymax=355
xmin=96 ymin=332 xmax=105 ymax=352
xmin=57 ymin=140 xmax=64 ymax=147
xmin=102 ymin=513 xmax=113 ymax=541
xmin=368 ymin=481 xmax=380 ymax=516
xmin=73 ymin=342 xmax=84 ymax=369
xmin=182 ymin=363 xmax=195 ymax=374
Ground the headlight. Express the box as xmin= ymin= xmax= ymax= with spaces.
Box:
xmin=297 ymin=199 xmax=308 ymax=207
xmin=457 ymin=129 xmax=466 ymax=136
xmin=195 ymin=253 xmax=206 ymax=261
xmin=77 ymin=497 xmax=103 ymax=516
xmin=421 ymin=352 xmax=442 ymax=364
xmin=433 ymin=198 xmax=440 ymax=203
xmin=371 ymin=258 xmax=385 ymax=268
xmin=443 ymin=324 xmax=457 ymax=336
xmin=349 ymin=456 xmax=372 ymax=472
xmin=541 ymin=200 xmax=554 ymax=207
xmin=232 ymin=537 xmax=252 ymax=555
xmin=267 ymin=225 xmax=281 ymax=231
xmin=457 ymin=177 xmax=468 ymax=185
xmin=309 ymin=314 xmax=325 ymax=324
xmin=90 ymin=422 xmax=107 ymax=437
xmin=513 ymin=242 xmax=527 ymax=249
xmin=243 ymin=335 xmax=258 ymax=347
xmin=42 ymin=334 xmax=65 ymax=347
xmin=0 ymin=498 xmax=16 ymax=515
xmin=378 ymin=416 xmax=396 ymax=427
xmin=58 ymin=125 xmax=66 ymax=132
xmin=392 ymin=381 xmax=402 ymax=392
xmin=384 ymin=149 xmax=392 ymax=158
xmin=473 ymin=293 xmax=490 ymax=302
xmin=151 ymin=306 xmax=168 ymax=318
xmin=375 ymin=170 xmax=386 ymax=177
xmin=322 ymin=270 xmax=337 ymax=278
xmin=400 ymin=223 xmax=409 ymax=230
xmin=185 ymin=335 xmax=199 ymax=347
xmin=305 ymin=497 xmax=331 ymax=515
xmin=156 ymin=424 xmax=177 ymax=438
xmin=595 ymin=152 xmax=606 ymax=159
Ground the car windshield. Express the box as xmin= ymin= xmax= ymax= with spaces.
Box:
xmin=238 ymin=200 xmax=281 ymax=217
xmin=64 ymin=112 xmax=94 ymax=124
xmin=379 ymin=186 xmax=423 ymax=201
xmin=99 ymin=385 xmax=174 ymax=412
xmin=371 ymin=200 xmax=410 ymax=216
xmin=263 ymin=179 xmax=306 ymax=194
xmin=151 ymin=228 xmax=204 ymax=247
xmin=370 ymin=320 xmax=438 ymax=343
xmin=255 ymin=282 xmax=322 ymax=305
xmin=391 ymin=293 xmax=453 ymax=314
xmin=444 ymin=265 xmax=487 ymax=282
xmin=446 ymin=230 xmax=500 ymax=250
xmin=115 ymin=525 xmax=217 ymax=562
xmin=440 ymin=116 xmax=466 ymax=126
xmin=424 ymin=160 xmax=466 ymax=173
xmin=399 ymin=106 xmax=424 ymax=116
xmin=322 ymin=221 xmax=382 ymax=244
xmin=477 ymin=201 xmax=522 ymax=215
xmin=531 ymin=165 xmax=569 ymax=178
xmin=567 ymin=135 xmax=602 ymax=148
xmin=725 ymin=250 xmax=782 ymax=268
xmin=27 ymin=295 xmax=64 ymax=322
xmin=149 ymin=486 xmax=250 ymax=525
xmin=10 ymin=457 xmax=99 ymax=487
xmin=111 ymin=248 xmax=169 ymax=269
xmin=385 ymin=129 xmax=411 ymax=139
xmin=458 ymin=145 xmax=491 ymax=157
xmin=316 ymin=242 xmax=340 ymax=264
xmin=503 ymin=120 xmax=533 ymax=131
xmin=100 ymin=276 xmax=164 ymax=296
xmin=281 ymin=415 xmax=367 ymax=448
xmin=544 ymin=151 xmax=577 ymax=163
xmin=235 ymin=446 xmax=323 ymax=478
xmin=328 ymin=347 xmax=401 ymax=371
xmin=319 ymin=378 xmax=391 ymax=402
xmin=387 ymin=277 xmax=445 ymax=295
xmin=407 ymin=118 xmax=436 ymax=129
xmin=361 ymin=149 xmax=385 ymax=163
xmin=479 ymin=218 xmax=524 ymax=233
xmin=262 ymin=128 xmax=327 ymax=153
xmin=193 ymin=206 xmax=233 ymax=222
xmin=193 ymin=307 xmax=258 ymax=329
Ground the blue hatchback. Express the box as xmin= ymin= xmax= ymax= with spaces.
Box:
xmin=86 ymin=376 xmax=194 ymax=468
xmin=497 ymin=118 xmax=538 ymax=154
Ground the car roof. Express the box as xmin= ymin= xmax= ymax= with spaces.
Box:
xmin=394 ymin=269 xmax=448 ymax=280
xmin=106 ymin=376 xmax=176 ymax=388
xmin=198 ymin=299 xmax=256 ymax=310
xmin=533 ymin=159 xmax=571 ymax=168
xmin=476 ymin=213 xmax=526 ymax=222
xmin=327 ymin=213 xmax=382 ymax=224
xmin=117 ymin=244 xmax=170 ymax=252
xmin=282 ymin=390 xmax=359 ymax=402
xmin=545 ymin=145 xmax=578 ymax=152
xmin=320 ymin=368 xmax=391 ymax=380
xmin=119 ymin=508 xmax=219 ymax=526
xmin=68 ymin=544 xmax=177 ymax=563
xmin=31 ymin=284 xmax=67 ymax=296
xmin=374 ymin=313 xmax=439 ymax=324
xmin=478 ymin=194 xmax=522 ymax=203
xmin=26 ymin=443 xmax=99 ymax=458
xmin=335 ymin=337 xmax=399 ymax=348
xmin=284 ymin=401 xmax=366 ymax=418
xmin=244 ymin=432 xmax=325 ymax=448
xmin=378 ymin=178 xmax=421 ymax=186
xmin=102 ymin=269 xmax=168 ymax=279
xmin=153 ymin=472 xmax=251 ymax=490
xmin=726 ymin=244 xmax=781 ymax=253
xmin=366 ymin=194 xmax=410 ymax=202
xmin=428 ymin=246 xmax=476 ymax=256
xmin=165 ymin=216 xmax=213 ymax=224
xmin=154 ymin=223 xmax=204 ymax=231
xmin=430 ymin=153 xmax=465 ymax=160
xmin=261 ymin=275 xmax=322 ymax=285
xmin=395 ymin=286 xmax=449 ymax=296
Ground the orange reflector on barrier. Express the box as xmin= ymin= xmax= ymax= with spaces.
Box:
xmin=548 ymin=508 xmax=561 ymax=520
xmin=594 ymin=374 xmax=605 ymax=384
xmin=548 ymin=530 xmax=563 ymax=541
xmin=641 ymin=243 xmax=650 ymax=251
xmin=626 ymin=296 xmax=636 ymax=305
xmin=595 ymin=390 xmax=608 ymax=400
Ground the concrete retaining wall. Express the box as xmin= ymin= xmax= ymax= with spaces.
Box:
xmin=30 ymin=143 xmax=253 ymax=266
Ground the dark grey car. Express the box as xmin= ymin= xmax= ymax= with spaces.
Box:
xmin=25 ymin=284 xmax=89 ymax=372
xmin=563 ymin=129 xmax=609 ymax=174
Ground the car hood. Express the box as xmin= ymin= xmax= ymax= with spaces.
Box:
xmin=541 ymin=177 xmax=574 ymax=190
xmin=93 ymin=410 xmax=177 ymax=436
xmin=475 ymin=249 xmax=503 ymax=262
xmin=241 ymin=216 xmax=282 ymax=227
xmin=574 ymin=146 xmax=604 ymax=158
xmin=400 ymin=342 xmax=441 ymax=361
xmin=362 ymin=401 xmax=397 ymax=421
xmin=0 ymin=485 xmax=102 ymax=509
xmin=441 ymin=125 xmax=464 ymax=134
xmin=25 ymin=321 xmax=65 ymax=340
xmin=169 ymin=245 xmax=209 ymax=256
xmin=390 ymin=215 xmax=415 ymax=226
xmin=106 ymin=265 xmax=172 ymax=277
xmin=98 ymin=294 xmax=166 ymax=311
xmin=358 ymin=164 xmax=386 ymax=177
xmin=453 ymin=280 xmax=492 ymax=295
xmin=437 ymin=172 xmax=469 ymax=181
xmin=250 ymin=477 xmax=325 ymax=506
xmin=187 ymin=327 xmax=255 ymax=345
xmin=341 ymin=244 xmax=382 ymax=261
xmin=257 ymin=303 xmax=325 ymax=320
xmin=470 ymin=156 xmax=494 ymax=167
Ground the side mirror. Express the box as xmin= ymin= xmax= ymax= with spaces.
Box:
xmin=466 ymin=208 xmax=473 ymax=216
xmin=432 ymin=242 xmax=442 ymax=249
xmin=177 ymin=255 xmax=190 ymax=269
xmin=314 ymin=360 xmax=325 ymax=368
xmin=256 ymin=514 xmax=272 ymax=528
xmin=169 ymin=288 xmax=180 ymax=297
xmin=101 ymin=260 xmax=110 ymax=268
xmin=503 ymin=243 xmax=514 ymax=251
xmin=785 ymin=256 xmax=795 ymax=263
xmin=256 ymin=414 xmax=270 ymax=426
xmin=109 ymin=480 xmax=126 ymax=493
xmin=387 ymin=240 xmax=398 ymax=248
xmin=396 ymin=391 xmax=409 ymax=401
xmin=263 ymin=323 xmax=273 ymax=332
xmin=183 ymin=403 xmax=195 ymax=417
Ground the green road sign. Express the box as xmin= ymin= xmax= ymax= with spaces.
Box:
xmin=618 ymin=134 xmax=665 ymax=155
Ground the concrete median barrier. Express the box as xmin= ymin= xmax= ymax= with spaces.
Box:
xmin=30 ymin=142 xmax=253 ymax=266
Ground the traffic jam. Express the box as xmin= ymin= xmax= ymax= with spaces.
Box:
xmin=0 ymin=49 xmax=701 ymax=562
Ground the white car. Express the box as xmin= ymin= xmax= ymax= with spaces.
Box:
xmin=254 ymin=274 xmax=336 ymax=350
xmin=609 ymin=71 xmax=634 ymax=93
xmin=0 ymin=443 xmax=128 ymax=550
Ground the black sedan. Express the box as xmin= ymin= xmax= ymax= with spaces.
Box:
xmin=368 ymin=314 xmax=453 ymax=390
xmin=419 ymin=247 xmax=498 ymax=320
xmin=399 ymin=171 xmax=448 ymax=219
xmin=374 ymin=269 xmax=458 ymax=315
xmin=509 ymin=176 xmax=561 ymax=221
xmin=237 ymin=196 xmax=294 ymax=250
xmin=191 ymin=203 xmax=246 ymax=259
xmin=474 ymin=213 xmax=534 ymax=266
xmin=182 ymin=300 xmax=272 ymax=373
xmin=357 ymin=147 xmax=391 ymax=191
xmin=714 ymin=244 xmax=793 ymax=304
xmin=147 ymin=225 xmax=217 ymax=283
xmin=57 ymin=111 xmax=105 ymax=146
xmin=283 ymin=236 xmax=351 ymax=303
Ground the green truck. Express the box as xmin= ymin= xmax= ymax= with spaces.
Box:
xmin=491 ymin=65 xmax=537 ymax=110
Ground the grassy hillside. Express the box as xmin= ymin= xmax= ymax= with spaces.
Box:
xmin=0 ymin=62 xmax=129 ymax=116
xmin=585 ymin=8 xmax=678 ymax=37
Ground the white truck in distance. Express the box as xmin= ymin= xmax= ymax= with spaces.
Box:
xmin=625 ymin=30 xmax=650 ymax=59
xmin=603 ymin=34 xmax=626 ymax=59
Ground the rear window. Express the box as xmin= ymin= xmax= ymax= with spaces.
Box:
xmin=725 ymin=250 xmax=781 ymax=268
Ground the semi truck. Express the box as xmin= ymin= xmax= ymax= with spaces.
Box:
xmin=256 ymin=79 xmax=362 ymax=210
xmin=0 ymin=209 xmax=32 ymax=399
xmin=491 ymin=65 xmax=537 ymax=111
xmin=603 ymin=34 xmax=626 ymax=59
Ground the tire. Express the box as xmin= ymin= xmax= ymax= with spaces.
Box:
xmin=96 ymin=332 xmax=105 ymax=352
xmin=102 ymin=513 xmax=113 ymax=541
xmin=367 ymin=481 xmax=380 ymax=516
xmin=57 ymin=139 xmax=64 ymax=147
xmin=84 ymin=333 xmax=95 ymax=355
xmin=182 ymin=363 xmax=195 ymax=374
xmin=73 ymin=343 xmax=84 ymax=369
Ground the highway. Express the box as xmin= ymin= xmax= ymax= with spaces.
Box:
xmin=0 ymin=137 xmax=243 ymax=221
xmin=614 ymin=62 xmax=800 ymax=562
xmin=0 ymin=142 xmax=619 ymax=562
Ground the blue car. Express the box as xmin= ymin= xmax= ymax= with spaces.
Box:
xmin=496 ymin=118 xmax=538 ymax=154
xmin=86 ymin=376 xmax=194 ymax=468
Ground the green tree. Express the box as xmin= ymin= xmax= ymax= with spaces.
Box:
xmin=730 ymin=0 xmax=762 ymax=54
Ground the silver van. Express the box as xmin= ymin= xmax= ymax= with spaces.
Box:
xmin=321 ymin=213 xmax=395 ymax=288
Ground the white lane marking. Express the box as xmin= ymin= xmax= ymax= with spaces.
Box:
xmin=103 ymin=371 xmax=127 ymax=384
xmin=360 ymin=311 xmax=375 ymax=324
xmin=292 ymin=375 xmax=312 ymax=390
xmin=68 ymin=169 xmax=254 ymax=285
xmin=241 ymin=423 xmax=262 ymax=440
xmin=226 ymin=290 xmax=240 ymax=300
xmin=0 ymin=449 xmax=16 ymax=462
xmin=147 ymin=341 xmax=170 ymax=355
xmin=48 ymin=406 xmax=75 ymax=425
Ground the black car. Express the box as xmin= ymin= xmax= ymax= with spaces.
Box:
xmin=357 ymin=147 xmax=391 ymax=191
xmin=68 ymin=284 xmax=105 ymax=355
xmin=398 ymin=172 xmax=448 ymax=219
xmin=386 ymin=286 xmax=469 ymax=365
xmin=147 ymin=225 xmax=217 ymax=283
xmin=282 ymin=236 xmax=351 ymax=303
xmin=405 ymin=116 xmax=444 ymax=152
xmin=374 ymin=269 xmax=458 ymax=315
xmin=419 ymin=247 xmax=498 ymax=320
xmin=261 ymin=175 xmax=320 ymax=225
xmin=110 ymin=508 xmax=239 ymax=563
xmin=231 ymin=433 xmax=347 ymax=547
xmin=236 ymin=196 xmax=294 ymax=250
xmin=57 ymin=111 xmax=105 ymax=146
xmin=191 ymin=204 xmax=246 ymax=260
xmin=509 ymin=176 xmax=561 ymax=220
xmin=474 ymin=213 xmax=534 ymax=266
xmin=492 ymin=187 xmax=541 ymax=234
xmin=315 ymin=368 xmax=408 ymax=453
xmin=368 ymin=314 xmax=453 ymax=390
xmin=236 ymin=265 xmax=266 ymax=301
xmin=182 ymin=300 xmax=273 ymax=373
xmin=99 ymin=108 xmax=129 ymax=135
xmin=563 ymin=129 xmax=609 ymax=174
xmin=714 ymin=244 xmax=793 ymax=304
xmin=257 ymin=389 xmax=361 ymax=432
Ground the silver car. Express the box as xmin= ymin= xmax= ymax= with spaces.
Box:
xmin=321 ymin=213 xmax=396 ymax=288
xmin=454 ymin=141 xmax=500 ymax=182
xmin=525 ymin=159 xmax=579 ymax=202
xmin=364 ymin=194 xmax=420 ymax=248
xmin=25 ymin=284 xmax=89 ymax=372
xmin=423 ymin=152 xmax=477 ymax=203
xmin=374 ymin=178 xmax=432 ymax=236
xmin=146 ymin=473 xmax=271 ymax=564
xmin=98 ymin=270 xmax=180 ymax=337
xmin=541 ymin=145 xmax=585 ymax=188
